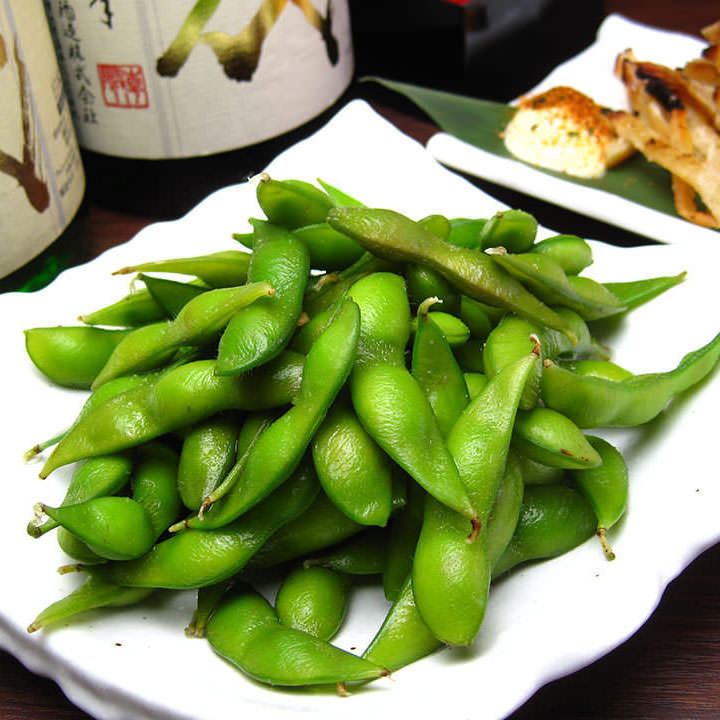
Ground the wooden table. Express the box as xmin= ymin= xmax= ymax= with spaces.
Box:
xmin=2 ymin=3 xmax=718 ymax=718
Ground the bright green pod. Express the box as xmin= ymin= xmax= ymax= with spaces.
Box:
xmin=178 ymin=414 xmax=240 ymax=511
xmin=489 ymin=250 xmax=625 ymax=321
xmin=207 ymin=587 xmax=386 ymax=687
xmin=257 ymin=177 xmax=335 ymax=229
xmin=410 ymin=311 xmax=470 ymax=346
xmin=57 ymin=528 xmax=104 ymax=564
xmin=292 ymin=223 xmax=364 ymax=270
xmin=418 ymin=213 xmax=452 ymax=240
xmin=141 ymin=275 xmax=208 ymax=319
xmin=327 ymin=207 xmax=574 ymax=337
xmin=561 ymin=359 xmax=634 ymax=382
xmin=486 ymin=453 xmax=525 ymax=569
xmin=41 ymin=497 xmax=156 ymax=561
xmin=412 ymin=351 xmax=538 ymax=646
xmin=382 ymin=481 xmax=425 ymax=602
xmin=363 ymin=577 xmax=441 ymax=672
xmin=570 ymin=436 xmax=629 ymax=561
xmin=531 ymin=234 xmax=593 ymax=275
xmin=541 ymin=331 xmax=720 ymax=428
xmin=603 ymin=272 xmax=686 ymax=312
xmin=29 ymin=454 xmax=133 ymax=538
xmin=459 ymin=295 xmax=499 ymax=340
xmin=250 ymin=491 xmax=364 ymax=570
xmin=447 ymin=217 xmax=487 ymax=249
xmin=132 ymin=443 xmax=182 ymax=537
xmin=493 ymin=484 xmax=597 ymax=577
xmin=312 ymin=401 xmax=393 ymax=527
xmin=305 ymin=527 xmax=387 ymax=575
xmin=94 ymin=280 xmax=275 ymax=387
xmin=411 ymin=298 xmax=470 ymax=438
xmin=80 ymin=287 xmax=167 ymax=327
xmin=40 ymin=353 xmax=304 ymax=477
xmin=217 ymin=220 xmax=310 ymax=375
xmin=89 ymin=463 xmax=319 ymax=589
xmin=185 ymin=580 xmax=234 ymax=638
xmin=512 ymin=407 xmax=602 ymax=469
xmin=316 ymin=178 xmax=365 ymax=208
xmin=25 ymin=327 xmax=132 ymax=389
xmin=405 ymin=264 xmax=458 ymax=311
xmin=275 ymin=567 xmax=350 ymax=641
xmin=114 ymin=250 xmax=251 ymax=288
xmin=27 ymin=576 xmax=154 ymax=633
xmin=479 ymin=208 xmax=537 ymax=252
xmin=348 ymin=273 xmax=476 ymax=523
xmin=184 ymin=299 xmax=359 ymax=530
xmin=464 ymin=372 xmax=488 ymax=400
xmin=483 ymin=308 xmax=593 ymax=410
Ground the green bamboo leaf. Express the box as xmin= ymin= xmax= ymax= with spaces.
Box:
xmin=364 ymin=76 xmax=686 ymax=220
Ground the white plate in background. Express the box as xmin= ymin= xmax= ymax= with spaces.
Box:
xmin=427 ymin=14 xmax=716 ymax=247
xmin=1 ymin=99 xmax=719 ymax=720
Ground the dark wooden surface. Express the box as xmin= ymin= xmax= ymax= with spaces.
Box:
xmin=2 ymin=2 xmax=719 ymax=719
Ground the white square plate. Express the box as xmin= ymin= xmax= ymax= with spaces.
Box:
xmin=1 ymin=100 xmax=719 ymax=720
xmin=427 ymin=15 xmax=716 ymax=247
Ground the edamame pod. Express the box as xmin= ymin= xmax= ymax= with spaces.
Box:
xmin=40 ymin=352 xmax=304 ymax=477
xmin=25 ymin=327 xmax=132 ymax=389
xmin=80 ymin=287 xmax=167 ymax=327
xmin=27 ymin=576 xmax=154 ymax=633
xmin=89 ymin=462 xmax=319 ymax=589
xmin=207 ymin=587 xmax=386 ymax=687
xmin=114 ymin=250 xmax=251 ymax=287
xmin=479 ymin=209 xmax=537 ymax=252
xmin=570 ymin=436 xmax=629 ymax=560
xmin=531 ymin=234 xmax=593 ymax=275
xmin=493 ymin=484 xmax=597 ymax=577
xmin=512 ymin=407 xmax=603 ymax=469
xmin=275 ymin=567 xmax=350 ymax=641
xmin=177 ymin=414 xmax=240 ymax=511
xmin=217 ymin=220 xmax=310 ymax=375
xmin=541 ymin=331 xmax=720 ymax=427
xmin=141 ymin=275 xmax=207 ymax=318
xmin=312 ymin=401 xmax=394 ymax=527
xmin=327 ymin=207 xmax=574 ymax=337
xmin=603 ymin=272 xmax=686 ymax=312
xmin=94 ymin=280 xmax=275 ymax=387
xmin=305 ymin=527 xmax=387 ymax=575
xmin=257 ymin=177 xmax=335 ymax=228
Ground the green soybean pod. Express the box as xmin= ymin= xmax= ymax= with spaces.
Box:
xmin=561 ymin=359 xmax=634 ymax=382
xmin=570 ymin=435 xmax=629 ymax=561
xmin=410 ymin=311 xmax=470 ymax=346
xmin=206 ymin=587 xmax=386 ymax=687
xmin=25 ymin=327 xmax=132 ymax=389
xmin=114 ymin=250 xmax=251 ymax=288
xmin=512 ymin=407 xmax=602 ymax=470
xmin=27 ymin=576 xmax=154 ymax=633
xmin=603 ymin=272 xmax=686 ymax=311
xmin=185 ymin=579 xmax=234 ymax=638
xmin=312 ymin=401 xmax=394 ymax=527
xmin=363 ymin=577 xmax=441 ymax=672
xmin=479 ymin=209 xmax=537 ymax=252
xmin=486 ymin=453 xmax=525 ymax=569
xmin=464 ymin=372 xmax=488 ymax=400
xmin=257 ymin=177 xmax=335 ymax=228
xmin=80 ymin=287 xmax=168 ymax=327
xmin=383 ymin=481 xmax=425 ymax=602
xmin=447 ymin=217 xmax=486 ymax=248
xmin=292 ymin=223 xmax=364 ymax=271
xmin=57 ymin=528 xmax=104 ymax=564
xmin=405 ymin=264 xmax=458 ymax=311
xmin=217 ymin=220 xmax=310 ymax=376
xmin=541 ymin=331 xmax=720 ymax=428
xmin=517 ymin=455 xmax=565 ymax=486
xmin=275 ymin=566 xmax=350 ymax=641
xmin=493 ymin=484 xmax=597 ymax=577
xmin=40 ymin=497 xmax=156 ymax=561
xmin=531 ymin=234 xmax=593 ymax=275
xmin=178 ymin=413 xmax=240 ymax=511
xmin=141 ymin=275 xmax=208 ymax=319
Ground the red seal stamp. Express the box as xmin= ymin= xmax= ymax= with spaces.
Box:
xmin=97 ymin=64 xmax=149 ymax=109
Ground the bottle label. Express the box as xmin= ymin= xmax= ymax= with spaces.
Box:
xmin=44 ymin=0 xmax=354 ymax=159
xmin=0 ymin=0 xmax=85 ymax=279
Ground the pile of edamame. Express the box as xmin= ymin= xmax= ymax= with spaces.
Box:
xmin=23 ymin=175 xmax=720 ymax=691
